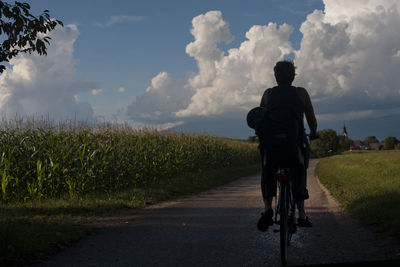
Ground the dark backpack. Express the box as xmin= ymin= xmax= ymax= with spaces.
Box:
xmin=256 ymin=107 xmax=303 ymax=167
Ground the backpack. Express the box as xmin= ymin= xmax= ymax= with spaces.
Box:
xmin=256 ymin=107 xmax=303 ymax=167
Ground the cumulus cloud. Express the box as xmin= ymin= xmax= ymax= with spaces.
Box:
xmin=178 ymin=15 xmax=293 ymax=117
xmin=127 ymin=10 xmax=293 ymax=122
xmin=127 ymin=1 xmax=400 ymax=129
xmin=0 ymin=24 xmax=96 ymax=121
xmin=126 ymin=72 xmax=193 ymax=123
xmin=295 ymin=0 xmax=400 ymax=116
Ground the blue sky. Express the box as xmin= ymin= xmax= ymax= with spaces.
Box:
xmin=1 ymin=0 xmax=400 ymax=141
xmin=28 ymin=0 xmax=323 ymax=114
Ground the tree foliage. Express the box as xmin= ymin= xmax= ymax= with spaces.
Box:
xmin=363 ymin=136 xmax=379 ymax=145
xmin=309 ymin=129 xmax=353 ymax=158
xmin=0 ymin=1 xmax=63 ymax=72
xmin=338 ymin=135 xmax=353 ymax=152
xmin=310 ymin=129 xmax=339 ymax=158
xmin=310 ymin=130 xmax=399 ymax=156
xmin=383 ymin=136 xmax=399 ymax=150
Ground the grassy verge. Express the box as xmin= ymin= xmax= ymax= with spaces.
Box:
xmin=0 ymin=163 xmax=260 ymax=266
xmin=315 ymin=150 xmax=400 ymax=240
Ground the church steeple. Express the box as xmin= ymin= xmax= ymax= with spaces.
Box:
xmin=343 ymin=123 xmax=348 ymax=137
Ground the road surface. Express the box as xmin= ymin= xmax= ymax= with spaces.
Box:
xmin=34 ymin=159 xmax=400 ymax=266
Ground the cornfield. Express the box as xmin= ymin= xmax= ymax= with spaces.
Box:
xmin=0 ymin=118 xmax=259 ymax=202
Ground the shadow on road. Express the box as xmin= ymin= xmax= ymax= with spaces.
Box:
xmin=33 ymin=169 xmax=400 ymax=266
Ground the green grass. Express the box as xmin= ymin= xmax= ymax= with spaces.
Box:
xmin=0 ymin=162 xmax=260 ymax=266
xmin=316 ymin=150 xmax=400 ymax=240
xmin=0 ymin=218 xmax=90 ymax=266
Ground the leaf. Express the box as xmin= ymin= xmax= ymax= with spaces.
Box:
xmin=0 ymin=1 xmax=63 ymax=65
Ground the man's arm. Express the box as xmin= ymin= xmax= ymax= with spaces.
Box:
xmin=260 ymin=89 xmax=269 ymax=107
xmin=297 ymin=87 xmax=317 ymax=135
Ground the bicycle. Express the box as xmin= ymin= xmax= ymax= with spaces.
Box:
xmin=273 ymin=167 xmax=296 ymax=265
xmin=247 ymin=106 xmax=316 ymax=264
xmin=271 ymin=134 xmax=316 ymax=264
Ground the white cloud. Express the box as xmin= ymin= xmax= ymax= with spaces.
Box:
xmin=126 ymin=11 xmax=293 ymax=123
xmin=177 ymin=11 xmax=293 ymax=117
xmin=98 ymin=15 xmax=145 ymax=27
xmin=184 ymin=10 xmax=234 ymax=91
xmin=91 ymin=89 xmax=103 ymax=96
xmin=155 ymin=121 xmax=185 ymax=131
xmin=127 ymin=1 xmax=400 ymax=129
xmin=295 ymin=0 xmax=400 ymax=115
xmin=145 ymin=72 xmax=171 ymax=93
xmin=118 ymin=87 xmax=125 ymax=93
xmin=0 ymin=24 xmax=96 ymax=121
xmin=126 ymin=72 xmax=193 ymax=123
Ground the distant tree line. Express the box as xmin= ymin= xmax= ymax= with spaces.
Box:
xmin=310 ymin=131 xmax=400 ymax=158
xmin=309 ymin=129 xmax=351 ymax=158
xmin=248 ymin=130 xmax=400 ymax=158
xmin=356 ymin=135 xmax=399 ymax=150
xmin=382 ymin=136 xmax=400 ymax=150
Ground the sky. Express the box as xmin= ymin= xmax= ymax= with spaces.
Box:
xmin=1 ymin=0 xmax=400 ymax=141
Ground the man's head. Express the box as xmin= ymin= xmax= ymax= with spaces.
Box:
xmin=274 ymin=60 xmax=296 ymax=85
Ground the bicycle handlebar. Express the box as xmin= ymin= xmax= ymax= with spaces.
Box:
xmin=306 ymin=133 xmax=319 ymax=141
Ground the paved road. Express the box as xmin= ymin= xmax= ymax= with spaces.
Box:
xmin=34 ymin=160 xmax=400 ymax=266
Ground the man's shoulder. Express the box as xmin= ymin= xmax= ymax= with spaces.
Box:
xmin=263 ymin=86 xmax=278 ymax=93
xmin=295 ymin=86 xmax=309 ymax=96
xmin=262 ymin=87 xmax=274 ymax=95
xmin=295 ymin=86 xmax=306 ymax=91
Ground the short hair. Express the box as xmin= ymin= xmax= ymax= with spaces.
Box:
xmin=274 ymin=60 xmax=296 ymax=85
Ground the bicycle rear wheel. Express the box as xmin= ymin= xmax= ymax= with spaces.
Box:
xmin=280 ymin=184 xmax=289 ymax=264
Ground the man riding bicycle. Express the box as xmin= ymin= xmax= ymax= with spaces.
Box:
xmin=257 ymin=60 xmax=318 ymax=232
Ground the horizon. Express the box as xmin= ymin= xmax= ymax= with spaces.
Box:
xmin=1 ymin=0 xmax=400 ymax=141
xmin=0 ymin=113 xmax=394 ymax=143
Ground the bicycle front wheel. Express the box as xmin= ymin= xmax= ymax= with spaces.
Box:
xmin=280 ymin=184 xmax=289 ymax=264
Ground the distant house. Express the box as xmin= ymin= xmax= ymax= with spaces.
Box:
xmin=350 ymin=140 xmax=370 ymax=150
xmin=351 ymin=140 xmax=362 ymax=150
xmin=369 ymin=142 xmax=383 ymax=150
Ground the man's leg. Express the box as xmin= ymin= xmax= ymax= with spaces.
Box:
xmin=260 ymin=150 xmax=276 ymax=211
xmin=293 ymin=163 xmax=312 ymax=227
xmin=294 ymin=164 xmax=308 ymax=219
xmin=295 ymin=138 xmax=312 ymax=224
xmin=296 ymin=200 xmax=306 ymax=219
xmin=258 ymin=151 xmax=276 ymax=231
xmin=264 ymin=167 xmax=277 ymax=209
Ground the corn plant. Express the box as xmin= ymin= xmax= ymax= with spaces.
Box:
xmin=0 ymin=118 xmax=259 ymax=202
